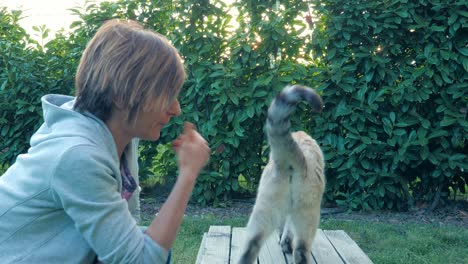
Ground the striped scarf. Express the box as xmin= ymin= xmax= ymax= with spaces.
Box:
xmin=120 ymin=153 xmax=137 ymax=201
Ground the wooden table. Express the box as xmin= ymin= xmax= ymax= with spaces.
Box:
xmin=196 ymin=226 xmax=373 ymax=264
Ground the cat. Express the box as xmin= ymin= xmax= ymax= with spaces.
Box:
xmin=238 ymin=85 xmax=325 ymax=264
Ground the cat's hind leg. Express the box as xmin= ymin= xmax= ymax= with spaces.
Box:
xmin=290 ymin=208 xmax=320 ymax=264
xmin=237 ymin=230 xmax=264 ymax=264
xmin=279 ymin=216 xmax=293 ymax=254
xmin=238 ymin=182 xmax=287 ymax=264
xmin=237 ymin=207 xmax=279 ymax=264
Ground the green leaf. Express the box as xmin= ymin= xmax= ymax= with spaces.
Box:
xmin=449 ymin=154 xmax=465 ymax=161
xmin=356 ymin=84 xmax=368 ymax=102
xmin=219 ymin=93 xmax=227 ymax=104
xmin=382 ymin=117 xmax=393 ymax=136
xmin=365 ymin=70 xmax=374 ymax=82
xmin=457 ymin=10 xmax=468 ymax=17
xmin=228 ymin=92 xmax=239 ymax=105
xmin=420 ymin=146 xmax=429 ymax=160
xmin=420 ymin=118 xmax=430 ymax=129
xmin=455 ymin=47 xmax=468 ymax=56
xmin=330 ymin=158 xmax=344 ymax=169
xmin=396 ymin=10 xmax=408 ymax=18
xmin=70 ymin=21 xmax=82 ymax=29
xmin=417 ymin=128 xmax=428 ymax=145
xmin=430 ymin=25 xmax=445 ymax=32
xmin=436 ymin=105 xmax=447 ymax=113
xmin=278 ymin=75 xmax=293 ymax=82
xmin=408 ymin=130 xmax=417 ymax=142
xmin=440 ymin=117 xmax=457 ymax=126
xmin=0 ymin=80 xmax=7 ymax=91
xmin=246 ymin=105 xmax=254 ymax=118
xmin=253 ymin=75 xmax=274 ymax=88
xmin=253 ymin=90 xmax=268 ymax=97
xmin=209 ymin=71 xmax=224 ymax=78
xmin=394 ymin=129 xmax=407 ymax=136
xmin=365 ymin=176 xmax=377 ymax=186
xmin=1 ymin=126 xmax=8 ymax=137
xmin=440 ymin=50 xmax=451 ymax=60
xmin=335 ymin=99 xmax=351 ymax=117
xmin=234 ymin=125 xmax=244 ymax=137
xmin=361 ymin=159 xmax=371 ymax=170
xmin=462 ymin=57 xmax=468 ymax=72
xmin=448 ymin=13 xmax=458 ymax=25
xmin=343 ymin=31 xmax=351 ymax=40
xmin=231 ymin=179 xmax=239 ymax=191
xmin=352 ymin=144 xmax=367 ymax=154
xmin=361 ymin=136 xmax=371 ymax=144
xmin=428 ymin=130 xmax=448 ymax=139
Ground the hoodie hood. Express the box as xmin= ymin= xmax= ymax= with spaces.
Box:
xmin=0 ymin=94 xmax=156 ymax=262
xmin=30 ymin=94 xmax=119 ymax=163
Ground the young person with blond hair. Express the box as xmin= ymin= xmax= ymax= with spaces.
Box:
xmin=0 ymin=19 xmax=210 ymax=263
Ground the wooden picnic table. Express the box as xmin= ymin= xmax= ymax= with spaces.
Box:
xmin=196 ymin=226 xmax=373 ymax=264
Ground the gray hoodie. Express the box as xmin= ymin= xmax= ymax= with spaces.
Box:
xmin=0 ymin=94 xmax=168 ymax=263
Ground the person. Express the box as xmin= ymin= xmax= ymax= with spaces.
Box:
xmin=0 ymin=19 xmax=210 ymax=263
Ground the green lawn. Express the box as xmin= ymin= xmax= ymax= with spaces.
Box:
xmin=142 ymin=215 xmax=468 ymax=264
xmin=321 ymin=219 xmax=468 ymax=264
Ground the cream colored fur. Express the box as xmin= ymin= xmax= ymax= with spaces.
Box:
xmin=238 ymin=85 xmax=325 ymax=264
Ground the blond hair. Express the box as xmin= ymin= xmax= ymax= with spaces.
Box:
xmin=74 ymin=19 xmax=186 ymax=123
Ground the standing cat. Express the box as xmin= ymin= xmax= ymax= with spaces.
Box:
xmin=238 ymin=85 xmax=325 ymax=264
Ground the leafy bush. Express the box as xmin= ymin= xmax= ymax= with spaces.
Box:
xmin=310 ymin=0 xmax=467 ymax=210
xmin=0 ymin=8 xmax=75 ymax=165
xmin=1 ymin=0 xmax=466 ymax=210
xmin=67 ymin=0 xmax=319 ymax=206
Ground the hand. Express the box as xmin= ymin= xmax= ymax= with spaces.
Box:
xmin=172 ymin=122 xmax=210 ymax=182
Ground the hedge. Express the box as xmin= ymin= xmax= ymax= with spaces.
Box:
xmin=1 ymin=0 xmax=466 ymax=210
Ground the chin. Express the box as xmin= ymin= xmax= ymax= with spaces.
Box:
xmin=141 ymin=132 xmax=160 ymax=141
xmin=150 ymin=134 xmax=161 ymax=141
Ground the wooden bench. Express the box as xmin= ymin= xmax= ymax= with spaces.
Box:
xmin=196 ymin=226 xmax=373 ymax=264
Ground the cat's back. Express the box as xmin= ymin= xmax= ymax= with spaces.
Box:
xmin=292 ymin=131 xmax=323 ymax=167
xmin=291 ymin=131 xmax=325 ymax=189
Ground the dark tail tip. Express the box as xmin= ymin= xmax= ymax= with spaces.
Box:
xmin=289 ymin=85 xmax=323 ymax=112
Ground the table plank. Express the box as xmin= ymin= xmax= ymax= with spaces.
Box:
xmin=195 ymin=233 xmax=208 ymax=264
xmin=312 ymin=229 xmax=344 ymax=264
xmin=230 ymin=227 xmax=248 ymax=264
xmin=264 ymin=232 xmax=289 ymax=264
xmin=200 ymin=226 xmax=373 ymax=264
xmin=196 ymin=225 xmax=232 ymax=264
xmin=262 ymin=231 xmax=317 ymax=264
xmin=258 ymin=232 xmax=288 ymax=264
xmin=323 ymin=230 xmax=373 ymax=264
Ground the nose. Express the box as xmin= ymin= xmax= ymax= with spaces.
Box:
xmin=167 ymin=99 xmax=181 ymax=117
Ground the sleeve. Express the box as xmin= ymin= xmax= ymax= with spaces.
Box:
xmin=126 ymin=138 xmax=141 ymax=223
xmin=50 ymin=144 xmax=168 ymax=264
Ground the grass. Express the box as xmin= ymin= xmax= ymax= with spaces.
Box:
xmin=142 ymin=215 xmax=468 ymax=264
xmin=142 ymin=215 xmax=247 ymax=263
xmin=320 ymin=218 xmax=468 ymax=264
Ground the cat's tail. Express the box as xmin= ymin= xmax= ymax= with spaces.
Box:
xmin=266 ymin=85 xmax=323 ymax=157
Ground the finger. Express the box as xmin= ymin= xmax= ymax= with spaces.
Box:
xmin=172 ymin=136 xmax=183 ymax=145
xmin=173 ymin=136 xmax=183 ymax=143
xmin=172 ymin=137 xmax=183 ymax=151
xmin=183 ymin=122 xmax=195 ymax=135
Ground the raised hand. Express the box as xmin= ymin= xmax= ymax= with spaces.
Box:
xmin=172 ymin=122 xmax=210 ymax=181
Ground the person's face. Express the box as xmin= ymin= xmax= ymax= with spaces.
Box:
xmin=132 ymin=98 xmax=181 ymax=140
